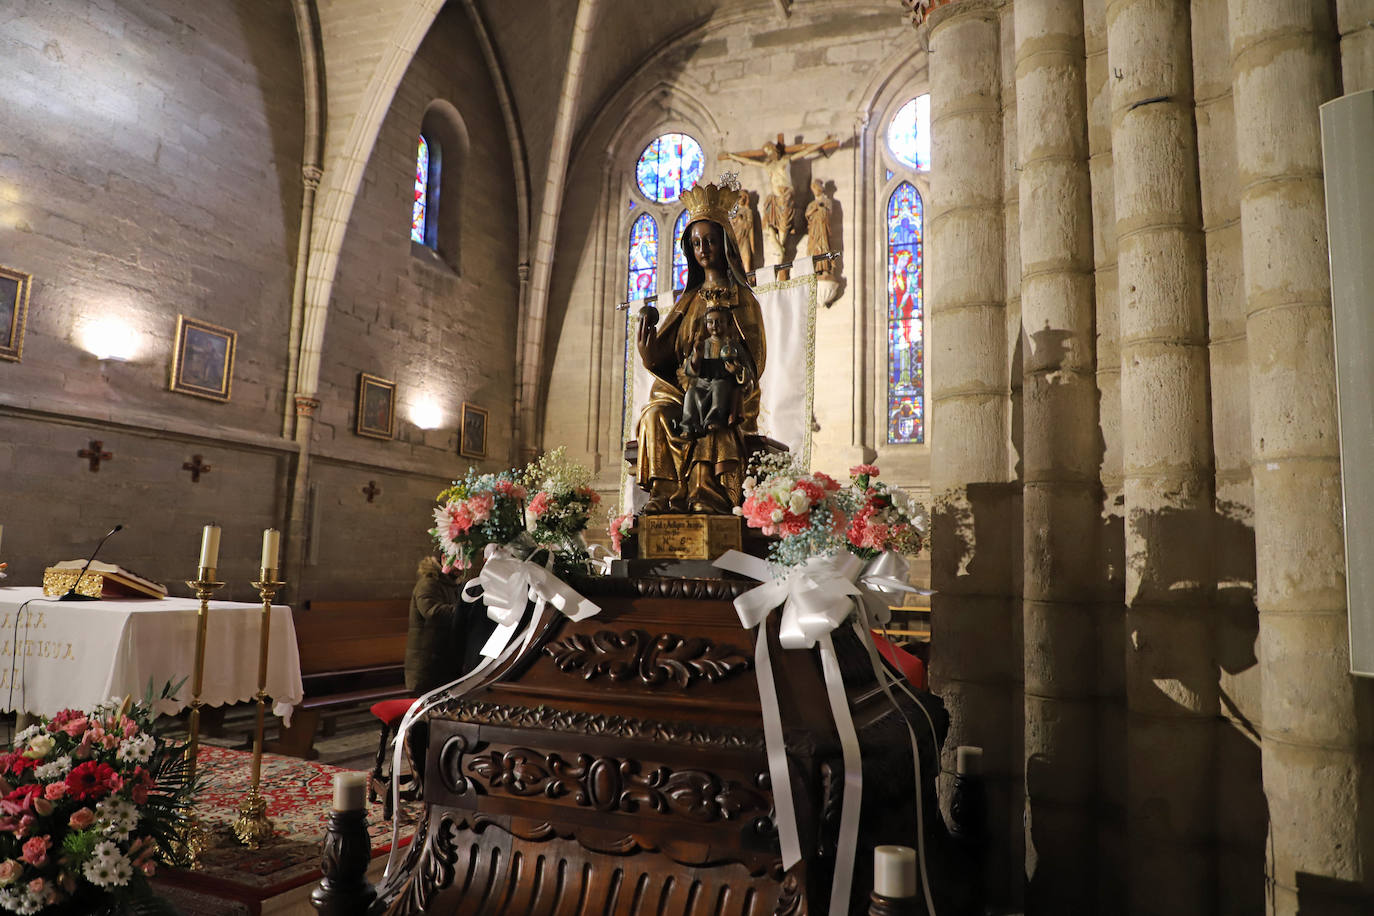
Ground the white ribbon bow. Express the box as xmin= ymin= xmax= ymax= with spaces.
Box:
xmin=714 ymin=549 xmax=867 ymax=915
xmin=382 ymin=544 xmax=600 ymax=880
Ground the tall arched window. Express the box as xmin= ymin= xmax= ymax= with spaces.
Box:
xmin=888 ymin=96 xmax=930 ymax=171
xmin=672 ymin=210 xmax=689 ymax=292
xmin=411 ymin=134 xmax=439 ymax=247
xmin=887 ymin=182 xmax=924 ymax=444
xmin=622 ymin=132 xmax=704 ymax=303
xmin=627 ymin=212 xmax=658 ymax=302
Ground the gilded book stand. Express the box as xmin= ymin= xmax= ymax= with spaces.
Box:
xmin=366 ymin=570 xmax=965 ymax=915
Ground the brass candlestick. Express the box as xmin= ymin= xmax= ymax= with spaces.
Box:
xmin=174 ymin=567 xmax=225 ymax=868
xmin=234 ymin=571 xmax=282 ymax=848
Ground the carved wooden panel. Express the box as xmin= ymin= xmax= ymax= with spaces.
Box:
xmin=438 ymin=733 xmax=773 ymax=837
xmin=429 ymin=700 xmax=766 ymax=750
xmin=381 ymin=811 xmax=797 ymax=916
xmin=543 ymin=628 xmax=751 ymax=687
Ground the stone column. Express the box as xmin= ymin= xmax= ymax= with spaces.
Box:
xmin=1228 ymin=3 xmax=1369 ymax=914
xmin=923 ymin=0 xmax=1018 ymax=906
xmin=1337 ymin=2 xmax=1374 ymax=92
xmin=1014 ymin=0 xmax=1100 ymax=910
xmin=1190 ymin=1 xmax=1267 ymax=911
xmin=1082 ymin=0 xmax=1128 ymax=908
xmin=1108 ymin=1 xmax=1217 ymax=913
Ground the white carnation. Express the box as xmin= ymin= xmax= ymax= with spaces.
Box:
xmin=788 ymin=490 xmax=810 ymax=515
xmin=34 ymin=755 xmax=71 ymax=780
xmin=770 ymin=508 xmax=784 ymax=523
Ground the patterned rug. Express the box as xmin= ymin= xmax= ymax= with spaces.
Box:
xmin=152 ymin=745 xmax=417 ymax=913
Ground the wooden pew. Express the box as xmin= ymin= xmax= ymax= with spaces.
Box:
xmin=266 ymin=598 xmax=411 ymax=759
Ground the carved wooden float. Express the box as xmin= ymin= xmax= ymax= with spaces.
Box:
xmin=367 ymin=572 xmax=964 ymax=915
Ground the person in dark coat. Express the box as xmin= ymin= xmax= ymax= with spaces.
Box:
xmin=404 ymin=556 xmax=496 ymax=694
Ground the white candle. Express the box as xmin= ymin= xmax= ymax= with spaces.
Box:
xmin=260 ymin=528 xmax=280 ymax=572
xmin=956 ymin=745 xmax=984 ymax=776
xmin=873 ymin=844 xmax=917 ymax=899
xmin=332 ymin=771 xmax=368 ymax=811
xmin=0 ymin=524 xmax=4 ymax=556
xmin=198 ymin=524 xmax=221 ymax=571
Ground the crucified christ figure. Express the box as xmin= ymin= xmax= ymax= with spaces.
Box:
xmin=719 ymin=134 xmax=837 ymax=259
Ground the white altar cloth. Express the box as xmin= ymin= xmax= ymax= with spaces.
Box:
xmin=0 ymin=587 xmax=304 ymax=725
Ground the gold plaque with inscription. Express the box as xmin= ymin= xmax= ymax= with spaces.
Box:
xmin=639 ymin=514 xmax=743 ymax=560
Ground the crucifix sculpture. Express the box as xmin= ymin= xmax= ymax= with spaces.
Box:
xmin=719 ymin=133 xmax=837 ymax=259
xmin=362 ymin=480 xmax=380 ymax=503
xmin=78 ymin=440 xmax=112 ymax=472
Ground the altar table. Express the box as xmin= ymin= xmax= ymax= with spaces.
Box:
xmin=0 ymin=587 xmax=304 ymax=724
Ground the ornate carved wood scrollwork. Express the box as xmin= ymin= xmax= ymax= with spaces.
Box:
xmin=392 ymin=812 xmax=461 ymax=915
xmin=543 ymin=628 xmax=751 ymax=687
xmin=429 ymin=699 xmax=767 ymax=750
xmin=450 ymin=738 xmax=772 ymax=826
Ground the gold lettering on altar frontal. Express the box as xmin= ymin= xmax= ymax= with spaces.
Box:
xmin=639 ymin=514 xmax=743 ymax=560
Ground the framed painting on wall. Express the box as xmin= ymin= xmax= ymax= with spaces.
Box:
xmin=0 ymin=265 xmax=32 ymax=362
xmin=169 ymin=315 xmax=235 ymax=401
xmin=356 ymin=373 xmax=396 ymax=440
xmin=460 ymin=403 xmax=488 ymax=460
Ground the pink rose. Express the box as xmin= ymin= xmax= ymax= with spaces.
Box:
xmin=67 ymin=808 xmax=95 ymax=830
xmin=42 ymin=784 xmax=64 ymax=801
xmin=20 ymin=836 xmax=49 ymax=867
xmin=25 ymin=878 xmax=43 ymax=896
xmin=0 ymin=859 xmax=21 ymax=885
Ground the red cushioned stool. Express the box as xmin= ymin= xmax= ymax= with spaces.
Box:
xmin=369 ymin=697 xmax=419 ymax=820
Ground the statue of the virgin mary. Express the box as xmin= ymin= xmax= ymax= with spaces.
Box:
xmin=634 ymin=180 xmax=766 ymax=514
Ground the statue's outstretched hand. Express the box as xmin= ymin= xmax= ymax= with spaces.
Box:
xmin=636 ymin=304 xmax=659 ymax=358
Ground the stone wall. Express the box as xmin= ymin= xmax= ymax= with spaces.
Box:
xmin=0 ymin=1 xmax=519 ymax=603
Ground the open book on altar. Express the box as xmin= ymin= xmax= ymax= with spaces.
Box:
xmin=42 ymin=560 xmax=169 ymax=599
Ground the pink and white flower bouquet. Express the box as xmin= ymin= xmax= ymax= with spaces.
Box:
xmin=431 ymin=469 xmax=528 ymax=573
xmin=522 ymin=448 xmax=599 ymax=548
xmin=607 ymin=510 xmax=636 ymax=556
xmin=844 ymin=464 xmax=925 ymax=559
xmin=0 ymin=693 xmax=195 ymax=915
xmin=736 ymin=455 xmax=926 ymax=569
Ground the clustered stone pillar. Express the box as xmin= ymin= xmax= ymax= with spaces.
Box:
xmin=923 ymin=0 xmax=1018 ymax=904
xmin=1013 ymin=0 xmax=1100 ymax=909
xmin=1107 ymin=1 xmax=1217 ymax=913
xmin=1228 ymin=2 xmax=1369 ymax=913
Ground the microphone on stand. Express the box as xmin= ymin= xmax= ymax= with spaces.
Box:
xmin=59 ymin=524 xmax=124 ymax=602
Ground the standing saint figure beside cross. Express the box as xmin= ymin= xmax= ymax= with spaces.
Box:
xmin=719 ymin=134 xmax=837 ymax=262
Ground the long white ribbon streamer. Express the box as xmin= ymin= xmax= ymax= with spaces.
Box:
xmin=381 ymin=544 xmax=599 ymax=878
xmin=713 ymin=549 xmax=867 ymax=912
xmin=714 ymin=548 xmax=940 ymax=914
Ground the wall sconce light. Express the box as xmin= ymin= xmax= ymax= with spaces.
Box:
xmin=409 ymin=398 xmax=444 ymax=430
xmin=80 ymin=317 xmax=140 ymax=362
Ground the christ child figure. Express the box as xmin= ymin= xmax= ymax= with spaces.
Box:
xmin=679 ymin=305 xmax=751 ymax=439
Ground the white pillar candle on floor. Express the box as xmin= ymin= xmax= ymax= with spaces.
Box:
xmin=260 ymin=528 xmax=280 ymax=572
xmin=332 ymin=772 xmax=368 ymax=812
xmin=956 ymin=745 xmax=983 ymax=776
xmin=198 ymin=524 xmax=221 ymax=571
xmin=873 ymin=844 xmax=917 ymax=898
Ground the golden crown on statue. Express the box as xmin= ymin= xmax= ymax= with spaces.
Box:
xmin=680 ymin=180 xmax=742 ymax=228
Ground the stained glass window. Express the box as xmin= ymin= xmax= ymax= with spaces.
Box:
xmin=672 ymin=210 xmax=689 ymax=292
xmin=627 ymin=212 xmax=658 ymax=302
xmin=887 ymin=182 xmax=924 ymax=444
xmin=411 ymin=135 xmax=430 ymax=244
xmin=635 ymin=133 xmax=705 ymax=204
xmin=888 ymin=96 xmax=930 ymax=171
